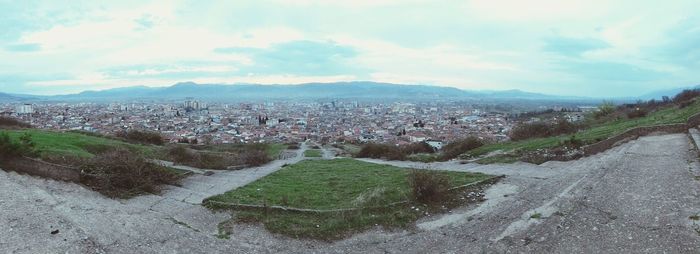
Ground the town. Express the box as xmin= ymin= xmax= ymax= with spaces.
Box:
xmin=0 ymin=99 xmax=597 ymax=148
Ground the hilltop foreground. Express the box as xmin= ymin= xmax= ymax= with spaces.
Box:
xmin=1 ymin=133 xmax=700 ymax=253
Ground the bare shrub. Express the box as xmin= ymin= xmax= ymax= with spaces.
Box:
xmin=241 ymin=149 xmax=271 ymax=166
xmin=510 ymin=119 xmax=579 ymax=141
xmin=626 ymin=108 xmax=648 ymax=119
xmin=356 ymin=142 xmax=435 ymax=161
xmin=116 ymin=129 xmax=164 ymax=145
xmin=510 ymin=122 xmax=552 ymax=141
xmin=401 ymin=142 xmax=435 ymax=154
xmin=0 ymin=116 xmax=31 ymax=128
xmin=673 ymin=89 xmax=700 ymax=104
xmin=79 ymin=149 xmax=181 ymax=198
xmin=408 ymin=170 xmax=451 ymax=204
xmin=439 ymin=137 xmax=483 ymax=161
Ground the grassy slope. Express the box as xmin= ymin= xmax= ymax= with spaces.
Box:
xmin=207 ymin=158 xmax=493 ymax=239
xmin=4 ymin=129 xmax=154 ymax=158
xmin=467 ymin=101 xmax=700 ymax=159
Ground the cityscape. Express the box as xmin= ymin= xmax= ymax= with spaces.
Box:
xmin=1 ymin=98 xmax=598 ymax=147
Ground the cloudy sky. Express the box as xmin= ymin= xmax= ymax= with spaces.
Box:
xmin=1 ymin=0 xmax=699 ymax=96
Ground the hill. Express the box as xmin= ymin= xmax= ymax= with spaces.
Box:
xmin=44 ymin=81 xmax=584 ymax=102
xmin=465 ymin=99 xmax=700 ymax=163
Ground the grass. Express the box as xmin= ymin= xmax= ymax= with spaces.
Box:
xmin=304 ymin=149 xmax=322 ymax=158
xmin=466 ymin=101 xmax=700 ymax=160
xmin=205 ymin=158 xmax=493 ymax=239
xmin=3 ymin=129 xmax=154 ymax=159
xmin=530 ymin=213 xmax=542 ymax=219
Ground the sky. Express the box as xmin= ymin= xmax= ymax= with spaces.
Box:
xmin=1 ymin=0 xmax=699 ymax=97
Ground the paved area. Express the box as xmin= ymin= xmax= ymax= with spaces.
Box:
xmin=1 ymin=134 xmax=699 ymax=253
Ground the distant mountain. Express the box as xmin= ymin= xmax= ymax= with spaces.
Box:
xmin=0 ymin=92 xmax=22 ymax=102
xmin=640 ymin=85 xmax=700 ymax=100
xmin=43 ymin=81 xmax=588 ymax=102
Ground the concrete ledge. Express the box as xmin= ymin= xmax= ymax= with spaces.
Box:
xmin=689 ymin=128 xmax=700 ymax=153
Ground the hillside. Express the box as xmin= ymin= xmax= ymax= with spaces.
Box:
xmin=41 ymin=81 xmax=582 ymax=102
xmin=466 ymin=99 xmax=700 ymax=163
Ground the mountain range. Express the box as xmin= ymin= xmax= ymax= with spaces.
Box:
xmin=1 ymin=81 xmax=696 ymax=102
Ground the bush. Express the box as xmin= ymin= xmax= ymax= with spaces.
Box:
xmin=166 ymin=144 xmax=271 ymax=169
xmin=355 ymin=143 xmax=405 ymax=160
xmin=673 ymin=89 xmax=700 ymax=104
xmin=0 ymin=116 xmax=31 ymax=128
xmin=626 ymin=108 xmax=648 ymax=119
xmin=116 ymin=129 xmax=164 ymax=145
xmin=440 ymin=137 xmax=483 ymax=161
xmin=79 ymin=149 xmax=181 ymax=198
xmin=592 ymin=101 xmax=616 ymax=119
xmin=242 ymin=149 xmax=272 ymax=166
xmin=0 ymin=132 xmax=35 ymax=160
xmin=408 ymin=170 xmax=451 ymax=204
xmin=401 ymin=142 xmax=435 ymax=154
xmin=510 ymin=119 xmax=579 ymax=141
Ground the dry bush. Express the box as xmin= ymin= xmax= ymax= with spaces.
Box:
xmin=626 ymin=109 xmax=648 ymax=119
xmin=356 ymin=142 xmax=436 ymax=161
xmin=439 ymin=137 xmax=483 ymax=161
xmin=401 ymin=142 xmax=435 ymax=154
xmin=510 ymin=119 xmax=579 ymax=141
xmin=408 ymin=170 xmax=451 ymax=204
xmin=80 ymin=149 xmax=181 ymax=198
xmin=241 ymin=149 xmax=271 ymax=166
xmin=116 ymin=129 xmax=164 ymax=145
xmin=355 ymin=143 xmax=406 ymax=160
xmin=673 ymin=89 xmax=700 ymax=104
xmin=0 ymin=116 xmax=31 ymax=128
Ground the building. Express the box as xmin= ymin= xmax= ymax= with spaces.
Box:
xmin=566 ymin=112 xmax=585 ymax=122
xmin=15 ymin=104 xmax=34 ymax=114
xmin=426 ymin=140 xmax=444 ymax=150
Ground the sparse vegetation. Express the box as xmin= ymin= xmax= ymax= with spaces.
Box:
xmin=530 ymin=213 xmax=542 ymax=219
xmin=79 ymin=149 xmax=182 ymax=199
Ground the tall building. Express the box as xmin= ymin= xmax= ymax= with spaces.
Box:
xmin=15 ymin=104 xmax=34 ymax=114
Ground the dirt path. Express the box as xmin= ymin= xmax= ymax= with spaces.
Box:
xmin=2 ymin=135 xmax=699 ymax=253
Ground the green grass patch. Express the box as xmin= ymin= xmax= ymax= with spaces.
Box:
xmin=467 ymin=101 xmax=700 ymax=161
xmin=304 ymin=149 xmax=322 ymax=158
xmin=530 ymin=212 xmax=542 ymax=219
xmin=206 ymin=158 xmax=493 ymax=239
xmin=4 ymin=129 xmax=154 ymax=158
